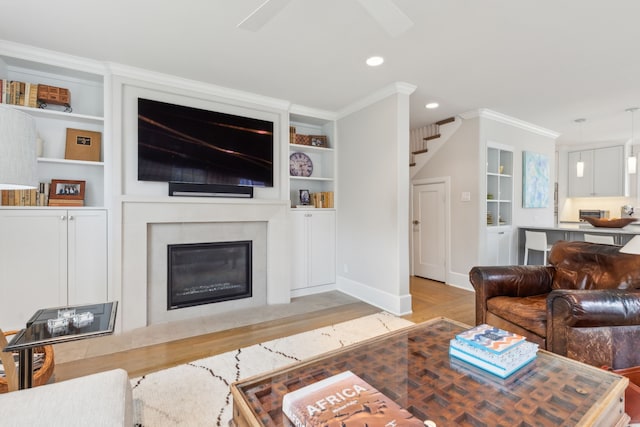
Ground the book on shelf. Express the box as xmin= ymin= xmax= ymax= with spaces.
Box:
xmin=1 ymin=189 xmax=39 ymax=206
xmin=48 ymin=199 xmax=84 ymax=207
xmin=310 ymin=191 xmax=334 ymax=208
xmin=282 ymin=370 xmax=423 ymax=427
xmin=455 ymin=323 xmax=526 ymax=355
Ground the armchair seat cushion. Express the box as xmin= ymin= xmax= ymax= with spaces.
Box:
xmin=487 ymin=294 xmax=547 ymax=337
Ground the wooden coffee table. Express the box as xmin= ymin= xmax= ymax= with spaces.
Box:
xmin=230 ymin=317 xmax=629 ymax=426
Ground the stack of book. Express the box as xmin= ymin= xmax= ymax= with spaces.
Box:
xmin=0 ymin=80 xmax=39 ymax=107
xmin=1 ymin=183 xmax=50 ymax=206
xmin=310 ymin=191 xmax=334 ymax=208
xmin=449 ymin=324 xmax=538 ymax=379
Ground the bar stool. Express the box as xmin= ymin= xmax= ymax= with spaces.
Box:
xmin=584 ymin=234 xmax=615 ymax=245
xmin=524 ymin=230 xmax=553 ymax=265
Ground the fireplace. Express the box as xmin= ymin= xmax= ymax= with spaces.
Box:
xmin=167 ymin=240 xmax=252 ymax=310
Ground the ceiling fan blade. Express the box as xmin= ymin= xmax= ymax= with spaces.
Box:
xmin=237 ymin=0 xmax=294 ymax=31
xmin=354 ymin=0 xmax=414 ymax=37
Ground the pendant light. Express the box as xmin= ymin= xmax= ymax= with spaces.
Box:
xmin=574 ymin=118 xmax=586 ymax=178
xmin=626 ymin=107 xmax=638 ymax=174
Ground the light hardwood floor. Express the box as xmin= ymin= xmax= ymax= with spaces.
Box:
xmin=54 ymin=277 xmax=474 ymax=382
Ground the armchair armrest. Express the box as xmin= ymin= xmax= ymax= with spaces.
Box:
xmin=469 ymin=265 xmax=555 ymax=325
xmin=548 ymin=289 xmax=640 ymax=328
xmin=548 ymin=289 xmax=640 ymax=368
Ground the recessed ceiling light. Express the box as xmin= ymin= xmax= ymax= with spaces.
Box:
xmin=425 ymin=102 xmax=439 ymax=109
xmin=366 ymin=56 xmax=384 ymax=67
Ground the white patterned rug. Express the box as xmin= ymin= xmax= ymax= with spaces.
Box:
xmin=131 ymin=312 xmax=413 ymax=426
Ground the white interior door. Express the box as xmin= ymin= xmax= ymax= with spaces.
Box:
xmin=412 ymin=182 xmax=446 ymax=281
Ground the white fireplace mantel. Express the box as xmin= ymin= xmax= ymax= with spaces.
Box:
xmin=119 ymin=196 xmax=290 ymax=331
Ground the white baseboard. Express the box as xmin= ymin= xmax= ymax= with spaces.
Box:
xmin=290 ymin=283 xmax=337 ymax=298
xmin=336 ymin=276 xmax=413 ymax=316
xmin=447 ymin=271 xmax=474 ymax=291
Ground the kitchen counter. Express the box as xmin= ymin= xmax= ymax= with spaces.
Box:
xmin=517 ymin=223 xmax=640 ymax=264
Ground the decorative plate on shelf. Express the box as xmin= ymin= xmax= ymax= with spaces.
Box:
xmin=289 ymin=152 xmax=313 ymax=177
xmin=580 ymin=217 xmax=638 ymax=228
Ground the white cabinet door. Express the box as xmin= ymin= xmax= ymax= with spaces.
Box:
xmin=594 ymin=146 xmax=624 ymax=196
xmin=0 ymin=210 xmax=67 ymax=330
xmin=67 ymin=210 xmax=108 ymax=304
xmin=486 ymin=228 xmax=512 ymax=266
xmin=0 ymin=209 xmax=108 ymax=329
xmin=568 ymin=147 xmax=624 ymax=197
xmin=308 ymin=211 xmax=336 ymax=287
xmin=289 ymin=210 xmax=335 ymax=290
xmin=290 ymin=212 xmax=309 ymax=291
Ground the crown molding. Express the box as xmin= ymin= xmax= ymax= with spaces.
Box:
xmin=108 ymin=62 xmax=291 ymax=112
xmin=289 ymin=104 xmax=338 ymax=121
xmin=0 ymin=39 xmax=106 ymax=76
xmin=460 ymin=108 xmax=560 ymax=139
xmin=337 ymin=82 xmax=417 ymax=120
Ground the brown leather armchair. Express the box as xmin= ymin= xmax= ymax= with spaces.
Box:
xmin=470 ymin=240 xmax=640 ymax=369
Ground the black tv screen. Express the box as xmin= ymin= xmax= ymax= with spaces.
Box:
xmin=138 ymin=98 xmax=274 ymax=187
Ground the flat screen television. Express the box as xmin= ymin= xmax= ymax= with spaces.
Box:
xmin=137 ymin=98 xmax=274 ymax=187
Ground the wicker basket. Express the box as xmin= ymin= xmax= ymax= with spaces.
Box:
xmin=0 ymin=330 xmax=55 ymax=393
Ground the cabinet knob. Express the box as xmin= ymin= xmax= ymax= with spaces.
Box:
xmin=413 ymin=220 xmax=420 ymax=225
xmin=69 ymin=216 xmax=74 ymax=221
xmin=60 ymin=215 xmax=66 ymax=220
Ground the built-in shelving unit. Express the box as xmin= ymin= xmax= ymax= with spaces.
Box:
xmin=0 ymin=52 xmax=105 ymax=207
xmin=288 ymin=114 xmax=336 ymax=208
xmin=484 ymin=142 xmax=514 ymax=265
xmin=486 ymin=145 xmax=513 ymax=227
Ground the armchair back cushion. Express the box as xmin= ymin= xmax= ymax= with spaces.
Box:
xmin=550 ymin=240 xmax=640 ymax=290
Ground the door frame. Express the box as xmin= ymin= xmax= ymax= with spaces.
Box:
xmin=410 ymin=177 xmax=451 ymax=283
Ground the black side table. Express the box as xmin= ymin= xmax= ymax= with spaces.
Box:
xmin=4 ymin=301 xmax=117 ymax=389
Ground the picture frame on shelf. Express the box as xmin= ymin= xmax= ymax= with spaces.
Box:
xmin=299 ymin=189 xmax=311 ymax=205
xmin=310 ymin=135 xmax=328 ymax=148
xmin=49 ymin=179 xmax=85 ymax=200
xmin=65 ymin=128 xmax=102 ymax=162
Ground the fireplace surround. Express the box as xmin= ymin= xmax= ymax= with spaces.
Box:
xmin=120 ymin=198 xmax=290 ymax=331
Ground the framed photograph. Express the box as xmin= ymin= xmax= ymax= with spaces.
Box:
xmin=49 ymin=179 xmax=86 ymax=200
xmin=310 ymin=135 xmax=328 ymax=148
xmin=299 ymin=189 xmax=311 ymax=205
xmin=65 ymin=128 xmax=102 ymax=162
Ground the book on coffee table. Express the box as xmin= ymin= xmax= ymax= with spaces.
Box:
xmin=455 ymin=324 xmax=526 ymax=354
xmin=282 ymin=370 xmax=423 ymax=427
xmin=450 ymin=324 xmax=538 ymax=379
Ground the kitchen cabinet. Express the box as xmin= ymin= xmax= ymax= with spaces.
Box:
xmin=568 ymin=146 xmax=624 ymax=197
xmin=0 ymin=209 xmax=107 ymax=329
xmin=290 ymin=210 xmax=335 ymax=292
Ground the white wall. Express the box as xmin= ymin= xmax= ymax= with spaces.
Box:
xmin=336 ymin=89 xmax=413 ymax=315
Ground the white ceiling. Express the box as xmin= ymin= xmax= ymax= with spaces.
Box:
xmin=2 ymin=0 xmax=640 ymax=145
